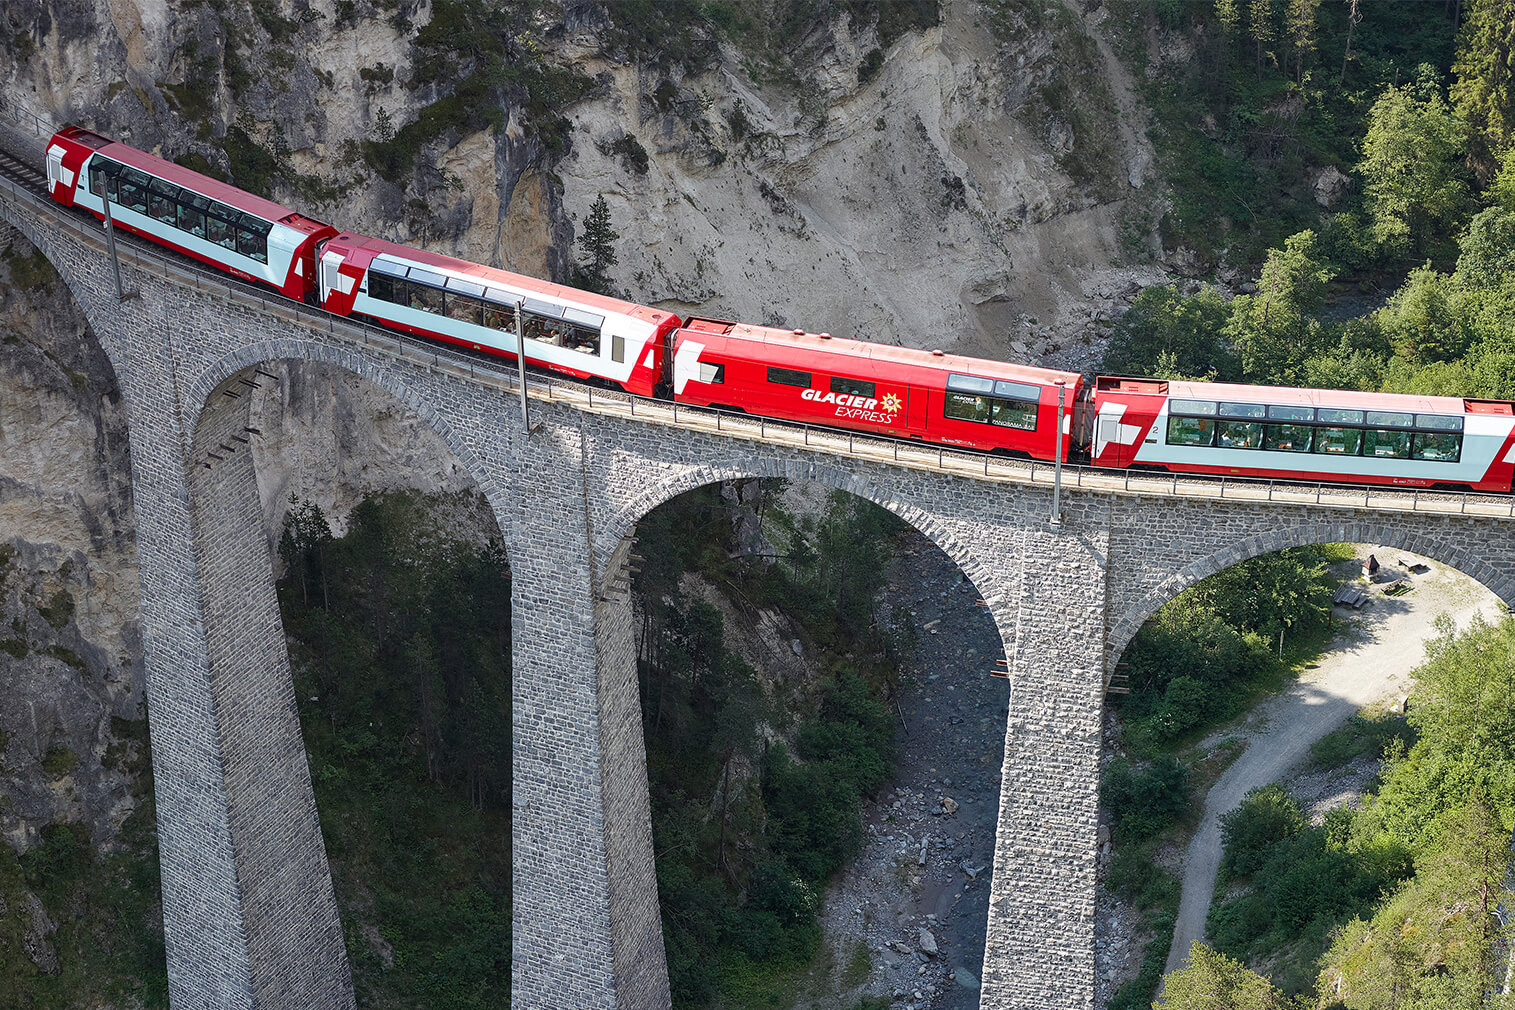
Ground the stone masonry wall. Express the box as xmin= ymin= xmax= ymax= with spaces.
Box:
xmin=186 ymin=368 xmax=353 ymax=1009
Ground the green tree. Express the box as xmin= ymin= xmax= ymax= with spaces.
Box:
xmin=1156 ymin=943 xmax=1301 ymax=1008
xmin=1225 ymin=231 xmax=1335 ymax=382
xmin=1099 ymin=286 xmax=1237 ymax=380
xmin=578 ymin=194 xmax=619 ymax=294
xmin=1318 ymin=801 xmax=1515 ymax=1010
xmin=1221 ymin=784 xmax=1304 ymax=876
xmin=1249 ymin=0 xmax=1277 ymax=74
xmin=1456 ymin=206 xmax=1515 ymax=288
xmin=1215 ymin=0 xmax=1241 ymax=35
xmin=1377 ymin=266 xmax=1471 ymax=363
xmin=1285 ymin=0 xmax=1321 ymax=82
xmin=1357 ymin=84 xmax=1473 ymax=260
xmin=1450 ymin=0 xmax=1515 ymax=175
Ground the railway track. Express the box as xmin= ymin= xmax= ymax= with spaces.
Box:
xmin=1 ymin=131 xmax=1514 ymax=520
xmin=0 ymin=146 xmax=47 ymax=193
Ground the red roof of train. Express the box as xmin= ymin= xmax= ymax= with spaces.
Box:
xmin=680 ymin=318 xmax=1083 ymax=389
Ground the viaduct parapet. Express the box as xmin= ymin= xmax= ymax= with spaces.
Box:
xmin=1 ymin=119 xmax=1511 ymax=1009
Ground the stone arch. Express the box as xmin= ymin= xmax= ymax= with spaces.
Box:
xmin=1105 ymin=520 xmax=1514 ymax=673
xmin=595 ymin=457 xmax=999 ymax=605
xmin=185 ymin=338 xmax=502 ymax=509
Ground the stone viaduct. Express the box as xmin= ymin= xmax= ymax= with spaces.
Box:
xmin=2 ymin=118 xmax=1514 ymax=1009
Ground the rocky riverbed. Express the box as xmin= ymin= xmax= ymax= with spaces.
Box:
xmin=813 ymin=533 xmax=1011 ymax=1008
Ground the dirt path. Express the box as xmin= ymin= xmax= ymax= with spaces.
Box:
xmin=1161 ymin=548 xmax=1502 ymax=978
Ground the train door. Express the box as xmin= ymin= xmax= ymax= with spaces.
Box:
xmin=1095 ymin=411 xmax=1125 ymax=466
xmin=906 ymin=387 xmax=929 ymax=434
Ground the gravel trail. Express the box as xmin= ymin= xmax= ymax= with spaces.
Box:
xmin=1161 ymin=548 xmax=1502 ymax=978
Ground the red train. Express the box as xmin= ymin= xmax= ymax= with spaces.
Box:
xmin=43 ymin=126 xmax=1515 ymax=491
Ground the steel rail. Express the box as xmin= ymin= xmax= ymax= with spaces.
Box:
xmin=0 ymin=111 xmax=1510 ymax=521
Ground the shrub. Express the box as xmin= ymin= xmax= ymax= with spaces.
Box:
xmin=1220 ymin=785 xmax=1303 ymax=876
xmin=1103 ymin=755 xmax=1189 ymax=843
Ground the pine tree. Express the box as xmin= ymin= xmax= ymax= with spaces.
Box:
xmin=1285 ymin=0 xmax=1321 ymax=82
xmin=1215 ymin=0 xmax=1242 ymax=34
xmin=578 ymin=194 xmax=619 ymax=295
xmin=1250 ymin=0 xmax=1277 ymax=75
xmin=1450 ymin=0 xmax=1515 ymax=175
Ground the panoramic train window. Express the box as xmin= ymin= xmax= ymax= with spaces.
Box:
xmin=1362 ymin=428 xmax=1411 ymax=458
xmin=1267 ymin=405 xmax=1314 ymax=421
xmin=943 ymin=392 xmax=993 ymax=424
xmin=444 ymin=278 xmax=486 ymax=326
xmin=367 ymin=260 xmax=405 ymax=302
xmin=1170 ymin=399 xmax=1218 ymax=416
xmin=482 ymin=304 xmax=513 ymax=331
xmin=1318 ymin=408 xmax=1364 ymax=424
xmin=1313 ymin=427 xmax=1363 ymax=455
xmin=942 ymin=391 xmax=1039 ymax=430
xmin=769 ymin=367 xmax=812 ymax=387
xmin=1263 ymin=424 xmax=1312 ymax=452
xmin=1218 ymin=402 xmax=1267 ymax=419
xmin=941 ymin=373 xmax=1040 ymax=430
xmin=148 ymin=178 xmax=178 ymax=224
xmin=1167 ymin=416 xmax=1216 ymax=446
xmin=1216 ymin=421 xmax=1263 ymax=448
xmin=119 ymin=168 xmax=150 ymax=214
xmin=1366 ymin=410 xmax=1414 ymax=428
xmin=990 ymin=398 xmax=1038 ymax=430
xmin=177 ymin=196 xmax=207 ymax=238
xmin=236 ymin=216 xmax=271 ymax=262
xmin=1412 ymin=432 xmax=1462 ymax=461
xmin=1416 ymin=414 xmax=1463 ymax=431
xmin=206 ymin=213 xmax=235 ymax=251
xmin=831 ymin=376 xmax=875 ymax=398
xmin=88 ymin=157 xmax=120 ymax=199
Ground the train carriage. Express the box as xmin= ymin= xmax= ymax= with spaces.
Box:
xmin=45 ymin=127 xmax=335 ymax=301
xmin=1092 ymin=377 xmax=1515 ymax=492
xmin=316 ymin=233 xmax=678 ymax=396
xmin=671 ymin=318 xmax=1082 ymax=460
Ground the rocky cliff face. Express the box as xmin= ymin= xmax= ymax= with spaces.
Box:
xmin=3 ymin=0 xmax=1165 ymax=370
xmin=0 ymin=228 xmax=143 ymax=853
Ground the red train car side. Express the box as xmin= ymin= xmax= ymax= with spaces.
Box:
xmin=1091 ymin=376 xmax=1515 ymax=492
xmin=671 ymin=318 xmax=1082 ymax=460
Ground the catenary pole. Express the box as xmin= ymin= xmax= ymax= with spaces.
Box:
xmin=1051 ymin=380 xmax=1066 ymax=525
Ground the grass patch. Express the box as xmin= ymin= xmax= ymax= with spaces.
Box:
xmin=41 ymin=746 xmax=77 ymax=778
xmin=2 ymin=242 xmax=57 ymax=293
xmin=36 ymin=589 xmax=73 ymax=630
xmin=1310 ymin=712 xmax=1413 ymax=771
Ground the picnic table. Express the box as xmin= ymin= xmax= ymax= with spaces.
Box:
xmin=1333 ymin=585 xmax=1371 ymax=609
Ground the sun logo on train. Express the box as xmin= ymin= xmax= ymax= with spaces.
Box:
xmin=880 ymin=393 xmax=902 ymax=414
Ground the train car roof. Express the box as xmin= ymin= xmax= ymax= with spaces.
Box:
xmin=329 ymin=232 xmax=679 ymax=328
xmin=64 ymin=129 xmax=332 ymax=234
xmin=1110 ymin=377 xmax=1503 ymax=415
xmin=681 ymin=318 xmax=1082 ymax=388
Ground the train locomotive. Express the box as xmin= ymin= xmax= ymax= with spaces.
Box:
xmin=42 ymin=125 xmax=1515 ymax=493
